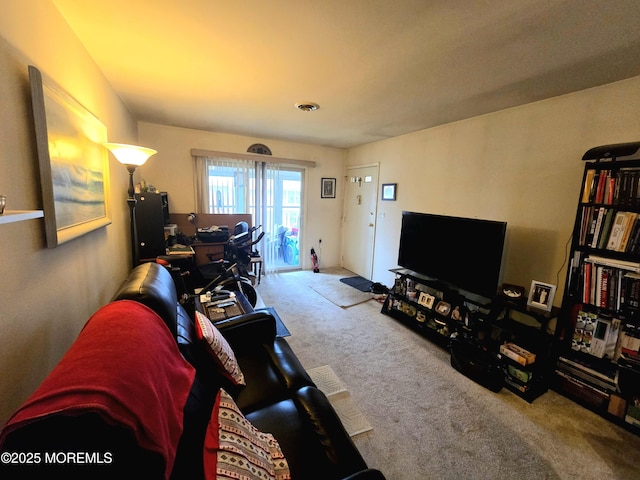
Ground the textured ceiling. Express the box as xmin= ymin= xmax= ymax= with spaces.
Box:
xmin=53 ymin=0 xmax=640 ymax=149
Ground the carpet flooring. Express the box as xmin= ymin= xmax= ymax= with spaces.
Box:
xmin=256 ymin=267 xmax=640 ymax=480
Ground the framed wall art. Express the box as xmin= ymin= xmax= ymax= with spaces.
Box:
xmin=381 ymin=183 xmax=397 ymax=201
xmin=321 ymin=177 xmax=336 ymax=198
xmin=29 ymin=65 xmax=111 ymax=248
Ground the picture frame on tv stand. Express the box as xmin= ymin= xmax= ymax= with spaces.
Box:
xmin=527 ymin=280 xmax=556 ymax=312
xmin=418 ymin=292 xmax=435 ymax=309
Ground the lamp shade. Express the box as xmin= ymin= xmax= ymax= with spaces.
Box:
xmin=104 ymin=142 xmax=157 ymax=166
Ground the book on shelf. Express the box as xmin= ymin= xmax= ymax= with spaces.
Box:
xmin=504 ymin=375 xmax=531 ymax=393
xmin=555 ymin=368 xmax=611 ymax=400
xmin=621 ymin=273 xmax=640 ymax=310
xmin=619 ymin=213 xmax=638 ymax=252
xmin=582 ymin=169 xmax=597 ymax=203
xmin=625 ymin=397 xmax=640 ymax=427
xmin=573 ymin=310 xmax=596 ymax=352
xmin=606 ymin=212 xmax=629 ymax=251
xmin=557 ymin=355 xmax=619 ymax=392
xmin=582 ymin=261 xmax=591 ymax=304
xmin=585 ymin=255 xmax=640 ymax=272
xmin=579 ymin=259 xmax=640 ymax=311
xmin=590 ymin=207 xmax=606 ymax=248
xmin=506 ymin=364 xmax=534 ymax=384
xmin=594 ymin=317 xmax=621 ymax=359
xmin=619 ymin=324 xmax=640 ymax=360
xmin=595 ymin=170 xmax=607 ymax=204
xmin=499 ymin=342 xmax=536 ymax=366
xmin=579 ymin=206 xmax=592 ymax=246
xmin=167 ymin=244 xmax=195 ymax=255
xmin=577 ymin=208 xmax=640 ymax=252
xmin=627 ymin=220 xmax=640 ymax=254
xmin=581 ymin=167 xmax=640 ymax=206
xmin=597 ymin=208 xmax=615 ymax=249
xmin=615 ymin=168 xmax=640 ymax=207
xmin=597 ymin=170 xmax=617 ymax=205
xmin=607 ymin=173 xmax=617 ymax=204
xmin=620 ymin=349 xmax=640 ymax=368
xmin=570 ymin=312 xmax=623 ymax=360
xmin=567 ymin=251 xmax=584 ymax=296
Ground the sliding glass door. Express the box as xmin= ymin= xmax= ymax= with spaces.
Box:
xmin=263 ymin=167 xmax=302 ymax=271
xmin=196 ymin=155 xmax=303 ymax=273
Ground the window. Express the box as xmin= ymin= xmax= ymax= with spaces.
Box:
xmin=194 ymin=154 xmax=303 ymax=272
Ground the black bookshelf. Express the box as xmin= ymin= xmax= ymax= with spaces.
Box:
xmin=555 ymin=143 xmax=640 ymax=435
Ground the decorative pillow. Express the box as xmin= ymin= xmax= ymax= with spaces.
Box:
xmin=195 ymin=311 xmax=245 ymax=385
xmin=204 ymin=389 xmax=291 ymax=480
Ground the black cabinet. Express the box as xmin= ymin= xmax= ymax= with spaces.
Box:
xmin=492 ymin=299 xmax=559 ymax=402
xmin=382 ymin=268 xmax=556 ymax=402
xmin=135 ymin=192 xmax=167 ymax=260
xmin=382 ymin=268 xmax=489 ymax=348
xmin=556 ymin=143 xmax=640 ymax=434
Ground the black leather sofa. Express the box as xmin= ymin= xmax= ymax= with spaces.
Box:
xmin=1 ymin=262 xmax=384 ymax=480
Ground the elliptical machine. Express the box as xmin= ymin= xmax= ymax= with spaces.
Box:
xmin=162 ymin=221 xmax=264 ymax=307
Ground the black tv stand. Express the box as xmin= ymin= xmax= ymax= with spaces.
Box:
xmin=382 ymin=268 xmax=558 ymax=402
xmin=382 ymin=268 xmax=494 ymax=346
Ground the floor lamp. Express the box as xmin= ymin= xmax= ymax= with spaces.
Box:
xmin=104 ymin=143 xmax=157 ymax=268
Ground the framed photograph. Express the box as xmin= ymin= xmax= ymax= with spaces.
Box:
xmin=29 ymin=66 xmax=111 ymax=248
xmin=527 ymin=281 xmax=556 ymax=312
xmin=381 ymin=183 xmax=397 ymax=201
xmin=321 ymin=177 xmax=336 ymax=198
xmin=450 ymin=305 xmax=464 ymax=322
xmin=435 ymin=301 xmax=451 ymax=317
xmin=418 ymin=292 xmax=435 ymax=309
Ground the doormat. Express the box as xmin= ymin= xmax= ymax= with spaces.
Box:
xmin=307 ymin=365 xmax=373 ymax=437
xmin=340 ymin=276 xmax=374 ymax=292
xmin=255 ymin=306 xmax=291 ymax=337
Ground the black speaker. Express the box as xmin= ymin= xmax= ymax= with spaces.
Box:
xmin=450 ymin=336 xmax=503 ymax=392
xmin=582 ymin=142 xmax=640 ymax=161
xmin=135 ymin=193 xmax=166 ymax=260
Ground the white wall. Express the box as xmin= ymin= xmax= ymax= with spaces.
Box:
xmin=138 ymin=122 xmax=347 ymax=269
xmin=349 ymin=76 xmax=640 ymax=302
xmin=0 ymin=0 xmax=137 ymax=424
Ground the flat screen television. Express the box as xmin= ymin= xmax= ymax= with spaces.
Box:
xmin=398 ymin=211 xmax=507 ymax=300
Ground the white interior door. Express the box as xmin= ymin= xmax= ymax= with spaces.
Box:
xmin=342 ymin=165 xmax=378 ymax=279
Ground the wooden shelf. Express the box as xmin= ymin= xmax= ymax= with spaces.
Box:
xmin=0 ymin=210 xmax=44 ymax=225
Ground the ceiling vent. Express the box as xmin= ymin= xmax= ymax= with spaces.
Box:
xmin=295 ymin=102 xmax=319 ymax=112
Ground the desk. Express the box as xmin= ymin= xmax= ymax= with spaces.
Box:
xmin=191 ymin=241 xmax=226 ymax=267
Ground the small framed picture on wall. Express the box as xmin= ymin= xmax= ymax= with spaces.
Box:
xmin=321 ymin=178 xmax=336 ymax=198
xmin=381 ymin=183 xmax=397 ymax=201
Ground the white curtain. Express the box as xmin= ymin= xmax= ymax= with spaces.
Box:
xmin=259 ymin=163 xmax=282 ymax=274
xmin=193 ymin=154 xmax=285 ymax=274
xmin=193 ymin=155 xmax=255 ymax=215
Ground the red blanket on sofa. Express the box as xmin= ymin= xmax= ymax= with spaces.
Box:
xmin=0 ymin=300 xmax=195 ymax=479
